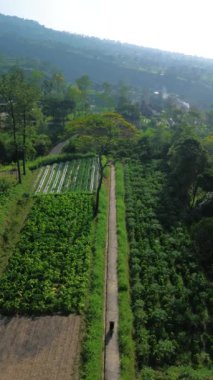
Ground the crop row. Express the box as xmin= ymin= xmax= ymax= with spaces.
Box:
xmin=0 ymin=193 xmax=94 ymax=314
xmin=34 ymin=157 xmax=100 ymax=194
xmin=123 ymin=160 xmax=211 ymax=373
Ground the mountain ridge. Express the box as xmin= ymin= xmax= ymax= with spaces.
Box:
xmin=1 ymin=13 xmax=213 ymax=108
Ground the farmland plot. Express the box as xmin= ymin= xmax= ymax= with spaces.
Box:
xmin=0 ymin=193 xmax=94 ymax=314
xmin=123 ymin=160 xmax=212 ymax=374
xmin=0 ymin=314 xmax=81 ymax=380
xmin=34 ymin=157 xmax=99 ymax=194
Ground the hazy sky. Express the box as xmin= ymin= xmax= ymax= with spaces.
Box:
xmin=0 ymin=0 xmax=213 ymax=58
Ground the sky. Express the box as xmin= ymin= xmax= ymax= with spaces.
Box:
xmin=0 ymin=0 xmax=213 ymax=59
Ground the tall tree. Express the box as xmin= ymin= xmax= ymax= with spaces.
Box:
xmin=17 ymin=78 xmax=40 ymax=174
xmin=0 ymin=70 xmax=22 ymax=182
xmin=75 ymin=75 xmax=92 ymax=112
xmin=42 ymin=73 xmax=76 ymax=141
xmin=168 ymin=138 xmax=207 ymax=207
xmin=0 ymin=69 xmax=40 ymax=180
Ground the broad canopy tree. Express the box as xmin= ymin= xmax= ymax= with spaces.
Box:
xmin=65 ymin=112 xmax=137 ymax=214
xmin=65 ymin=112 xmax=137 ymax=156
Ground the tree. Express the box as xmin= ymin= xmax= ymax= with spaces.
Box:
xmin=199 ymin=167 xmax=213 ymax=192
xmin=65 ymin=112 xmax=137 ymax=155
xmin=168 ymin=138 xmax=207 ymax=208
xmin=65 ymin=112 xmax=137 ymax=214
xmin=17 ymin=78 xmax=40 ymax=174
xmin=0 ymin=139 xmax=7 ymax=163
xmin=0 ymin=69 xmax=40 ymax=179
xmin=42 ymin=72 xmax=66 ymax=98
xmin=116 ymin=101 xmax=141 ymax=125
xmin=0 ymin=70 xmax=22 ymax=182
xmin=75 ymin=75 xmax=92 ymax=112
xmin=115 ymin=83 xmax=141 ymax=125
xmin=43 ymin=97 xmax=75 ymax=127
xmin=42 ymin=74 xmax=76 ymax=141
xmin=94 ymin=82 xmax=115 ymax=111
xmin=101 ymin=82 xmax=115 ymax=109
xmin=137 ymin=122 xmax=171 ymax=160
xmin=191 ymin=217 xmax=213 ymax=278
xmin=202 ymin=135 xmax=213 ymax=156
xmin=66 ymin=85 xmax=82 ymax=112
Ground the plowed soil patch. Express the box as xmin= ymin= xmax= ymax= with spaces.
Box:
xmin=0 ymin=314 xmax=81 ymax=380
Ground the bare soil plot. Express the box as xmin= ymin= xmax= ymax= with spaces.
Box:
xmin=0 ymin=314 xmax=81 ymax=380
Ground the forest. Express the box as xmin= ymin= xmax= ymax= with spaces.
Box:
xmin=0 ymin=26 xmax=212 ymax=379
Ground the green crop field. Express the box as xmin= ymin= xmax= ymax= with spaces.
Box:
xmin=123 ymin=160 xmax=212 ymax=377
xmin=33 ymin=157 xmax=100 ymax=194
xmin=0 ymin=193 xmax=94 ymax=314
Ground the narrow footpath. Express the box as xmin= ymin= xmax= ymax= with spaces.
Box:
xmin=104 ymin=165 xmax=120 ymax=380
xmin=49 ymin=140 xmax=68 ymax=155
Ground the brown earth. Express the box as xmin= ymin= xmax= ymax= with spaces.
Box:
xmin=0 ymin=314 xmax=81 ymax=380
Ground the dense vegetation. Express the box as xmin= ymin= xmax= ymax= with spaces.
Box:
xmin=0 ymin=193 xmax=93 ymax=314
xmin=123 ymin=159 xmax=212 ymax=378
xmin=1 ymin=14 xmax=213 ymax=108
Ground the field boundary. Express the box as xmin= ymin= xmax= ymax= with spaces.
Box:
xmin=115 ymin=162 xmax=135 ymax=380
xmin=81 ymin=165 xmax=110 ymax=380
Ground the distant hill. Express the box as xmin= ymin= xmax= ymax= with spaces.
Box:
xmin=1 ymin=13 xmax=213 ymax=108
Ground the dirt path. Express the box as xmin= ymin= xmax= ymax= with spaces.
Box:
xmin=49 ymin=140 xmax=68 ymax=155
xmin=104 ymin=165 xmax=120 ymax=380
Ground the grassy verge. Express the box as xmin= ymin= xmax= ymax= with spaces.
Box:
xmin=140 ymin=365 xmax=213 ymax=379
xmin=115 ymin=162 xmax=135 ymax=380
xmin=81 ymin=166 xmax=110 ymax=380
xmin=0 ymin=169 xmax=36 ymax=274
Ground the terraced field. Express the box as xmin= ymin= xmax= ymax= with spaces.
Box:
xmin=34 ymin=157 xmax=100 ymax=194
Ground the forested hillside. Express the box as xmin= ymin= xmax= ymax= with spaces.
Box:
xmin=1 ymin=13 xmax=213 ymax=108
